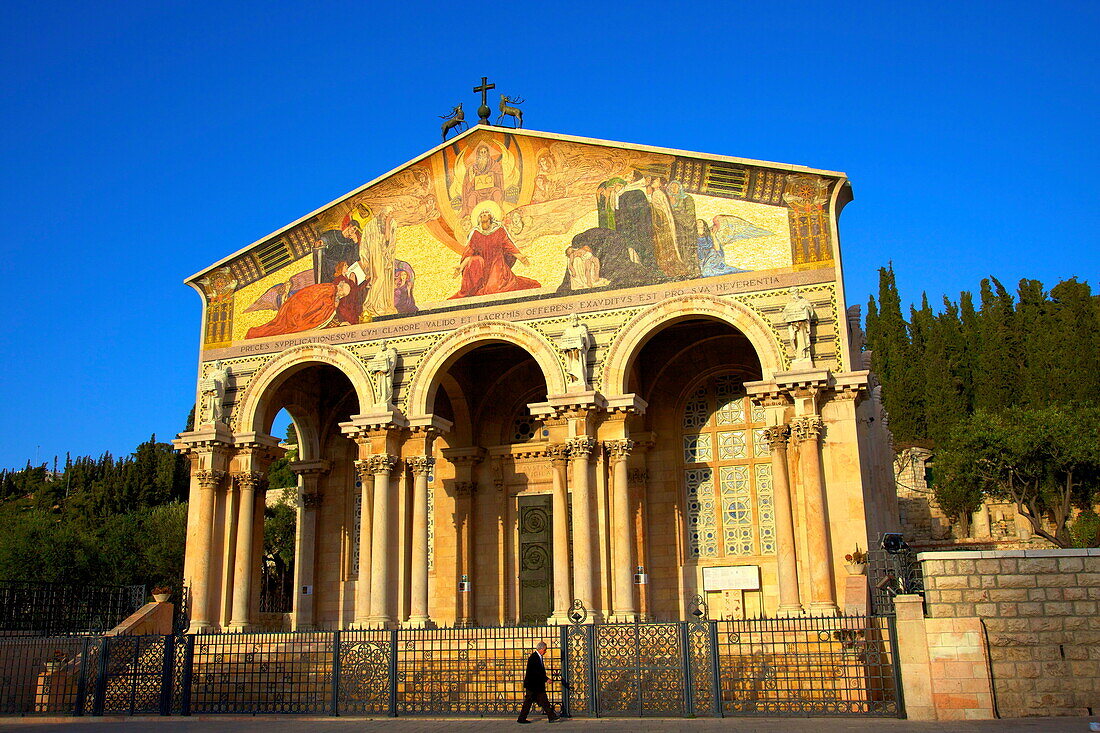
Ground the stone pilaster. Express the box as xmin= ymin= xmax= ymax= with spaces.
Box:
xmin=289 ymin=459 xmax=329 ymax=631
xmin=351 ymin=459 xmax=374 ymax=628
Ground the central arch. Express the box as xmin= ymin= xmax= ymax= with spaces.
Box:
xmin=602 ymin=294 xmax=786 ymax=399
xmin=405 ymin=320 xmax=567 ymax=420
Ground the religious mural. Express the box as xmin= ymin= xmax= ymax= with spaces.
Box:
xmin=197 ymin=129 xmax=839 ymax=347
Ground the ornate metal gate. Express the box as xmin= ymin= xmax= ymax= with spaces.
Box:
xmin=594 ymin=623 xmax=684 ymax=716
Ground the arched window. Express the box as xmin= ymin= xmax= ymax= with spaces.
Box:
xmin=682 ymin=374 xmax=775 ymax=559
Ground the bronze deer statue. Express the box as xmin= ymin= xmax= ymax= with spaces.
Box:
xmin=496 ymin=94 xmax=524 ymax=128
xmin=440 ymin=103 xmax=467 ymax=141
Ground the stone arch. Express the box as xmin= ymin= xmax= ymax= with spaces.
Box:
xmin=234 ymin=343 xmax=376 ymax=435
xmin=602 ymin=294 xmax=786 ymax=399
xmin=405 ymin=320 xmax=567 ymax=420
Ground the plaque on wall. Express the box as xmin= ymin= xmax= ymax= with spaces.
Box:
xmin=702 ymin=565 xmax=760 ymax=591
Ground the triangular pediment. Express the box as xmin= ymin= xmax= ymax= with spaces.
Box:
xmin=189 ymin=126 xmax=848 ymax=351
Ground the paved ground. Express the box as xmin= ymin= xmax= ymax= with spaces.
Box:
xmin=0 ymin=716 xmax=1096 ymax=733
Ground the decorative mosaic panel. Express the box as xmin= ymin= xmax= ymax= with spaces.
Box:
xmin=192 ymin=127 xmax=840 ymax=349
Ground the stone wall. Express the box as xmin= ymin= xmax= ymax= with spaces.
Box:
xmin=920 ymin=549 xmax=1100 ymax=718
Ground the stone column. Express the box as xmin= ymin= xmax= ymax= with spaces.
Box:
xmin=606 ymin=439 xmax=637 ymax=621
xmin=289 ymin=460 xmax=328 ymax=631
xmin=792 ymin=415 xmax=837 ymax=613
xmin=546 ymin=444 xmax=572 ymax=624
xmin=352 ymin=459 xmax=375 ymax=628
xmin=406 ymin=455 xmax=434 ymax=628
xmin=188 ymin=469 xmax=223 ymax=633
xmin=228 ymin=471 xmax=264 ymax=631
xmin=764 ymin=425 xmax=802 ymax=615
xmin=454 ymin=481 xmax=476 ymax=627
xmin=366 ymin=453 xmax=399 ymax=628
xmin=568 ymin=436 xmax=597 ymax=617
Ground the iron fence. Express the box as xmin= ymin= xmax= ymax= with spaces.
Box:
xmin=0 ymin=582 xmax=146 ymax=636
xmin=0 ymin=614 xmax=901 ymax=719
xmin=867 ymin=549 xmax=924 ymax=616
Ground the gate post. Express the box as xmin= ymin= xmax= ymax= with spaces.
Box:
xmin=709 ymin=620 xmax=723 ymax=717
xmin=330 ymin=630 xmax=341 ymax=717
xmin=179 ymin=635 xmax=194 ymax=716
xmin=559 ymin=625 xmax=570 ymax=718
xmin=680 ymin=622 xmax=693 ymax=717
xmin=388 ymin=628 xmax=398 ymax=717
xmin=586 ymin=624 xmax=598 ymax=718
xmin=159 ymin=634 xmax=175 ymax=716
xmin=91 ymin=636 xmax=110 ymax=716
xmin=74 ymin=637 xmax=91 ymax=716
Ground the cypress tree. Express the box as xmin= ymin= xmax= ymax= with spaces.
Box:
xmin=973 ymin=278 xmax=1019 ymax=412
xmin=1047 ymin=278 xmax=1100 ymax=405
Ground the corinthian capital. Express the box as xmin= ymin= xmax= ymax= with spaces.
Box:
xmin=566 ymin=436 xmax=597 ymax=461
xmin=195 ymin=469 xmax=225 ymax=489
xmin=763 ymin=425 xmax=791 ymax=450
xmin=364 ymin=453 xmax=399 ymax=476
xmin=603 ymin=439 xmax=636 ymax=464
xmin=790 ymin=416 xmax=825 ymax=443
xmin=407 ymin=455 xmax=434 ymax=477
xmin=232 ymin=471 xmax=265 ymax=492
xmin=545 ymin=443 xmax=569 ymax=465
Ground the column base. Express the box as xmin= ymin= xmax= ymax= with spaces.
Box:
xmin=608 ymin=611 xmax=639 ymax=623
xmin=454 ymin=618 xmax=477 ymax=628
xmin=365 ymin=616 xmax=394 ymax=629
xmin=807 ymin=602 xmax=839 ymax=616
xmin=186 ymin=621 xmax=214 ymax=635
xmin=403 ymin=616 xmax=435 ymax=629
xmin=547 ymin=613 xmax=572 ymax=625
xmin=349 ymin=619 xmax=373 ymax=630
xmin=226 ymin=622 xmax=254 ymax=633
xmin=776 ymin=604 xmax=804 ymax=617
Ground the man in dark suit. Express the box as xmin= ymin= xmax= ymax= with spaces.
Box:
xmin=517 ymin=641 xmax=561 ymax=723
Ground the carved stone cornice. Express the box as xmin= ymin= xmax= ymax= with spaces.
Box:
xmin=364 ymin=453 xmax=399 ymax=476
xmin=195 ymin=469 xmax=225 ymax=490
xmin=790 ymin=416 xmax=825 ymax=443
xmin=567 ymin=436 xmax=598 ymax=460
xmin=604 ymin=439 xmax=636 ymax=464
xmin=300 ymin=492 xmax=323 ymax=510
xmin=407 ymin=455 xmax=434 ymax=477
xmin=763 ymin=425 xmax=791 ymax=450
xmin=453 ymin=481 xmax=476 ymax=496
xmin=289 ymin=459 xmax=331 ymax=477
xmin=232 ymin=432 xmax=285 ymax=463
xmin=442 ymin=446 xmax=486 ymax=466
xmin=173 ymin=423 xmax=234 ymax=457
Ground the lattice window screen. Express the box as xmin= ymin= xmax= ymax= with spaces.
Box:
xmin=681 ymin=374 xmax=775 ymax=560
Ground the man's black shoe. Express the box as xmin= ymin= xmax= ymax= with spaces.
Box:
xmin=517 ymin=719 xmax=532 ymax=724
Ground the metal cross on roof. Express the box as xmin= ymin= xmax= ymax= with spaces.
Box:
xmin=473 ymin=76 xmax=496 ymax=125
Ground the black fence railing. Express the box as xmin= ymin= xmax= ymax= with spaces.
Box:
xmin=0 ymin=614 xmax=901 ymax=719
xmin=867 ymin=549 xmax=925 ymax=616
xmin=0 ymin=582 xmax=146 ymax=636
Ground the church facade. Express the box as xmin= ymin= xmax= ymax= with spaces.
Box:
xmin=175 ymin=127 xmax=897 ymax=632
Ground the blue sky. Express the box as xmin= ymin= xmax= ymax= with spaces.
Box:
xmin=0 ymin=1 xmax=1096 ymax=470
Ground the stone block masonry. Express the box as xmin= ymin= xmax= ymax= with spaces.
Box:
xmin=920 ymin=548 xmax=1100 ymax=718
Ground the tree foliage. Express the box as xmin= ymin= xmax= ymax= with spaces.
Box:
xmin=935 ymin=407 xmax=1100 ymax=547
xmin=866 ymin=272 xmax=1100 ymax=542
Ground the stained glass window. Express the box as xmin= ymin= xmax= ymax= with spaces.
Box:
xmin=681 ymin=374 xmax=775 ymax=559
